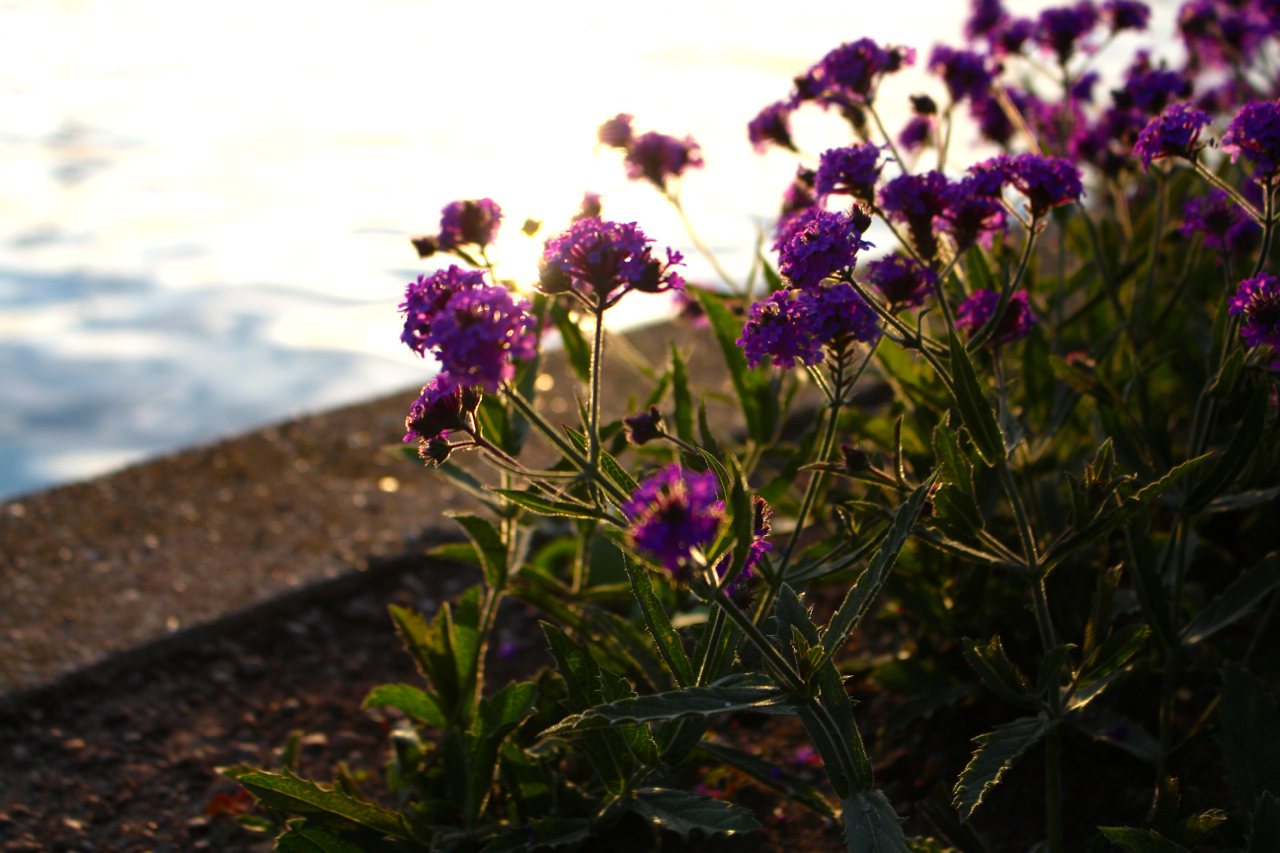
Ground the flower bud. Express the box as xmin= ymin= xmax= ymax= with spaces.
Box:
xmin=624 ymin=406 xmax=665 ymax=445
xmin=410 ymin=234 xmax=439 ymax=259
xmin=840 ymin=444 xmax=870 ymax=474
xmin=422 ymin=437 xmax=452 ymax=466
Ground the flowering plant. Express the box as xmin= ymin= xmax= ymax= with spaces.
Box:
xmin=225 ymin=2 xmax=1280 ymax=851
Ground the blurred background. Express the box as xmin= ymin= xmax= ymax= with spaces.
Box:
xmin=0 ymin=0 xmax=1180 ymax=499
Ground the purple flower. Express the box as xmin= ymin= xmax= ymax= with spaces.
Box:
xmin=1071 ymin=71 xmax=1101 ymax=103
xmin=879 ymin=170 xmax=951 ymax=260
xmin=1036 ymin=2 xmax=1100 ymax=63
xmin=721 ymin=497 xmax=772 ymax=599
xmin=1102 ymin=0 xmax=1150 ymax=32
xmin=899 ymin=116 xmax=935 ymax=153
xmin=967 ymin=156 xmax=1013 ymax=196
xmin=539 ymin=218 xmax=684 ymax=304
xmin=428 ymin=285 xmax=538 ymax=391
xmin=437 ymin=198 xmax=503 ymax=251
xmin=1222 ymin=100 xmax=1280 ymax=184
xmin=815 ymin=143 xmax=885 ymax=202
xmin=624 ymin=406 xmax=665 ymax=445
xmin=966 ymin=0 xmax=1008 ymax=41
xmin=673 ymin=287 xmax=710 ymax=328
xmin=624 ymin=131 xmax=704 ymax=190
xmin=774 ymin=169 xmax=818 ymax=250
xmin=1115 ymin=53 xmax=1193 ymax=115
xmin=865 ymin=253 xmax=937 ymax=309
xmin=736 ymin=290 xmax=825 ymax=369
xmin=400 ymin=266 xmax=489 ymax=356
xmin=798 ymin=282 xmax=882 ymax=350
xmin=794 ymin=38 xmax=914 ymax=107
xmin=957 ymin=289 xmax=1038 ymax=345
xmin=928 ymin=45 xmax=996 ymax=104
xmin=1006 ymin=153 xmax=1083 ymax=218
xmin=403 ymin=376 xmax=481 ymax=446
xmin=624 ymin=464 xmax=724 ymax=578
xmin=1230 ymin=273 xmax=1280 ymax=350
xmin=572 ymin=191 xmax=603 ymax=223
xmin=749 ymin=102 xmax=797 ymax=154
xmin=597 ymin=113 xmax=634 ymax=149
xmin=1181 ymin=189 xmax=1261 ymax=257
xmin=1179 ymin=1 xmax=1272 ymax=73
xmin=940 ymin=176 xmax=1008 ymax=251
xmin=971 ymin=94 xmax=1016 ymax=147
xmin=777 ymin=209 xmax=874 ymax=290
xmin=994 ymin=17 xmax=1037 ymax=55
xmin=1133 ymin=102 xmax=1213 ymax=171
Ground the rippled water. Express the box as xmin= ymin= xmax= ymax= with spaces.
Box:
xmin=0 ymin=0 xmax=1178 ymax=499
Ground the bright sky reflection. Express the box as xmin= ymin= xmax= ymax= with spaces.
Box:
xmin=0 ymin=0 xmax=1179 ymax=497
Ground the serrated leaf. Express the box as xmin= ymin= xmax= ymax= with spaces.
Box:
xmin=1076 ymin=625 xmax=1149 ymax=689
xmin=362 ymin=683 xmax=447 ymax=728
xmin=947 ymin=331 xmax=1005 ymax=466
xmin=276 ymin=825 xmax=365 ymax=853
xmin=952 ymin=716 xmax=1049 ymax=821
xmin=219 ymin=767 xmax=408 ymax=839
xmin=1182 ymin=554 xmax=1280 ymax=645
xmin=628 ymin=788 xmax=761 ymax=838
xmin=842 ymin=790 xmax=911 ymax=853
xmin=1185 ymin=385 xmax=1269 ymax=512
xmin=448 ymin=515 xmax=509 ymax=589
xmin=694 ymin=289 xmax=763 ymax=443
xmin=1218 ymin=662 xmax=1280 ymax=810
xmin=492 ymin=489 xmax=613 ymax=522
xmin=1098 ymin=827 xmax=1190 ymax=853
xmin=961 ymin=637 xmax=1036 ymax=710
xmin=388 ymin=605 xmax=460 ymax=712
xmin=624 ymin=554 xmax=695 ymax=688
xmin=696 ymin=741 xmax=836 ymax=819
xmin=821 ymin=477 xmax=936 ymax=661
xmin=546 ymin=674 xmax=791 ymax=733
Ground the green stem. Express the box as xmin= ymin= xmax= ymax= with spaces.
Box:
xmin=867 ymin=101 xmax=909 ymax=176
xmin=588 ymin=299 xmax=606 ymax=472
xmin=668 ymin=193 xmax=740 ymax=293
xmin=967 ymin=224 xmax=1039 ymax=352
xmin=712 ymin=587 xmax=805 ymax=692
xmin=696 ymin=607 xmax=727 ymax=686
xmin=1045 ymin=724 xmax=1064 ymax=853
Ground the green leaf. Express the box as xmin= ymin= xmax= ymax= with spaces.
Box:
xmin=696 ymin=741 xmax=836 ymax=819
xmin=1203 ymin=485 xmax=1280 ymax=513
xmin=362 ymin=684 xmax=447 ymax=728
xmin=563 ymin=428 xmax=637 ymax=496
xmin=449 ymin=515 xmax=509 ymax=589
xmin=388 ymin=605 xmax=459 ymax=712
xmin=276 ymin=825 xmax=365 ymax=853
xmin=1125 ymin=525 xmax=1177 ymax=651
xmin=698 ymin=397 xmax=720 ymax=455
xmin=1036 ymin=644 xmax=1076 ymax=698
xmin=624 ymin=555 xmax=695 ymax=688
xmin=1042 ymin=456 xmax=1211 ymax=574
xmin=1076 ymin=625 xmax=1150 ymax=690
xmin=961 ymin=637 xmax=1037 ymax=711
xmin=821 ymin=477 xmax=936 ymax=662
xmin=842 ymin=790 xmax=911 ymax=853
xmin=546 ymin=674 xmax=792 ymax=733
xmin=466 ymin=681 xmax=539 ymax=826
xmin=694 ymin=288 xmax=762 ymax=443
xmin=1250 ymin=793 xmax=1280 ymax=853
xmin=219 ymin=767 xmax=408 ymax=839
xmin=1073 ymin=708 xmax=1161 ymax=764
xmin=1182 ymin=554 xmax=1280 ymax=645
xmin=433 ymin=461 xmax=505 ymax=514
xmin=1185 ymin=385 xmax=1269 ymax=512
xmin=1208 ymin=347 xmax=1247 ymax=399
xmin=947 ymin=331 xmax=1006 ymax=466
xmin=670 ymin=343 xmax=695 ymax=445
xmin=480 ymin=819 xmax=592 ymax=853
xmin=628 ymin=787 xmax=761 ymax=838
xmin=932 ymin=422 xmax=983 ymax=531
xmin=1098 ymin=827 xmax=1190 ymax=853
xmin=492 ymin=489 xmax=613 ymax=523
xmin=550 ymin=300 xmax=591 ymax=383
xmin=1218 ymin=662 xmax=1280 ymax=810
xmin=952 ymin=716 xmax=1050 ymax=821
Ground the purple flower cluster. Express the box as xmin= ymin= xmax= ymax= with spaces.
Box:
xmin=899 ymin=115 xmax=936 ymax=153
xmin=966 ymin=0 xmax=1007 ymax=41
xmin=1036 ymin=2 xmax=1100 ymax=63
xmin=792 ymin=38 xmax=915 ymax=107
xmin=941 ymin=176 xmax=1009 ymax=250
xmin=1178 ymin=0 xmax=1276 ymax=73
xmin=749 ymin=102 xmax=797 ymax=154
xmin=625 ymin=131 xmax=705 ymax=191
xmin=1006 ymin=153 xmax=1084 ymax=218
xmin=777 ymin=208 xmax=873 ymax=290
xmin=879 ymin=171 xmax=951 ymax=260
xmin=1229 ymin=273 xmax=1280 ymax=350
xmin=1115 ymin=54 xmax=1193 ymax=115
xmin=402 ymin=377 xmax=483 ymax=463
xmin=412 ymin=198 xmax=503 ymax=258
xmin=1181 ymin=190 xmax=1261 ymax=258
xmin=815 ymin=143 xmax=885 ymax=202
xmin=399 ymin=266 xmax=538 ymax=392
xmin=737 ymin=290 xmax=824 ymax=369
xmin=624 ymin=464 xmax=724 ymax=578
xmin=957 ymin=289 xmax=1038 ymax=345
xmin=799 ymin=282 xmax=883 ymax=351
xmin=928 ymin=46 xmax=995 ymax=104
xmin=538 ymin=218 xmax=684 ymax=304
xmin=1133 ymin=102 xmax=1212 ymax=170
xmin=1222 ymin=100 xmax=1280 ymax=184
xmin=865 ymin=253 xmax=936 ymax=309
xmin=1102 ymin=0 xmax=1150 ymax=32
